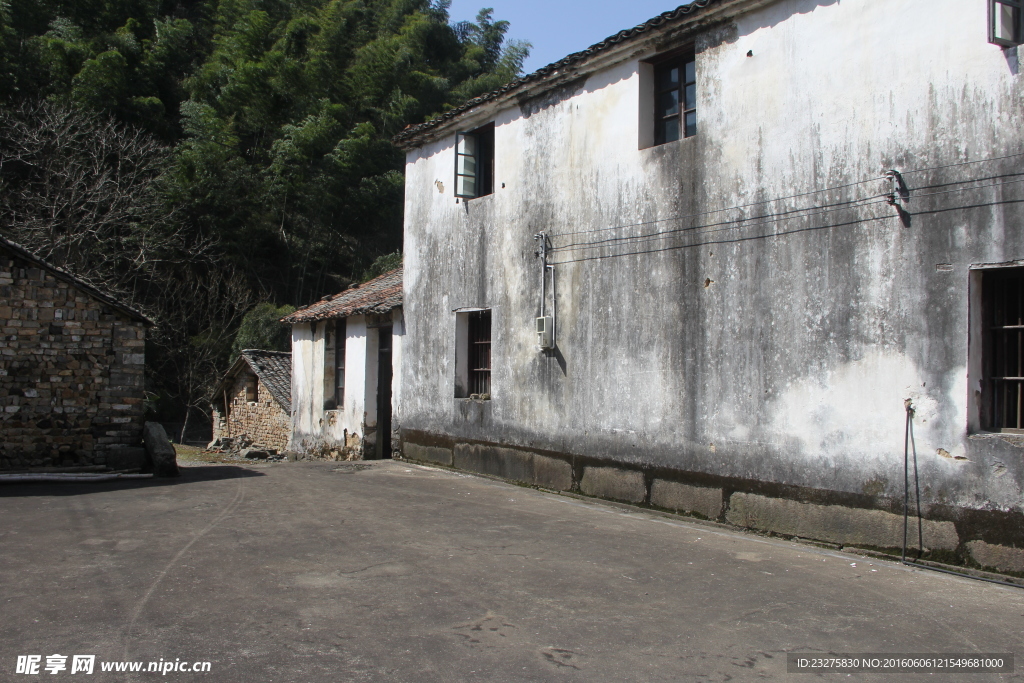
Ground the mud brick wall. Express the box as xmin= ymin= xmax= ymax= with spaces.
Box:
xmin=0 ymin=253 xmax=146 ymax=469
xmin=213 ymin=372 xmax=290 ymax=451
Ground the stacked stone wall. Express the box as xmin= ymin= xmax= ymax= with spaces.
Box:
xmin=0 ymin=252 xmax=146 ymax=469
xmin=213 ymin=371 xmax=290 ymax=451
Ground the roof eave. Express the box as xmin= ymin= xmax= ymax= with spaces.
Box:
xmin=393 ymin=0 xmax=776 ymax=151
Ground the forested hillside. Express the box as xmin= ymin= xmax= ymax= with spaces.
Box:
xmin=0 ymin=0 xmax=528 ymax=427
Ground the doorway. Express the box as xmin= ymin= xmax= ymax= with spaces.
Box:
xmin=374 ymin=326 xmax=393 ymax=459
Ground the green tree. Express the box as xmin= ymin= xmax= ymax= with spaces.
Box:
xmin=232 ymin=302 xmax=296 ymax=358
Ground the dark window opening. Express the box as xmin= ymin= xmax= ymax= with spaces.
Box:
xmin=983 ymin=267 xmax=1024 ymax=432
xmin=455 ymin=122 xmax=495 ymax=199
xmin=468 ymin=310 xmax=491 ymax=396
xmin=654 ymin=54 xmax=696 ymax=145
xmin=335 ymin=319 xmax=346 ymax=408
xmin=991 ymin=0 xmax=1023 ymax=46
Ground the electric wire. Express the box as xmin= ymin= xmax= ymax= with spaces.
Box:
xmin=549 ymin=175 xmax=888 ymax=240
xmin=902 ymin=401 xmax=1024 ymax=591
xmin=552 ymin=193 xmax=890 ymax=254
xmin=549 ymin=173 xmax=1024 ymax=261
xmin=546 ymin=148 xmax=1024 ymax=248
xmin=549 ymin=209 xmax=893 ymax=265
xmin=899 ymin=149 xmax=1024 ymax=176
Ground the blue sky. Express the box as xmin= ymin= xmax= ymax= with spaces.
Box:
xmin=448 ymin=1 xmax=693 ymax=75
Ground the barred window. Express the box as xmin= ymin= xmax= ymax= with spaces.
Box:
xmin=468 ymin=310 xmax=491 ymax=396
xmin=983 ymin=267 xmax=1024 ymax=431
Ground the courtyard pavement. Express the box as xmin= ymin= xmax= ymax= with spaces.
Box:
xmin=0 ymin=459 xmax=1021 ymax=682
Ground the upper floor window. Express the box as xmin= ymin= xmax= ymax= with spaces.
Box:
xmin=455 ymin=123 xmax=494 ymax=199
xmin=654 ymin=55 xmax=696 ymax=145
xmin=992 ymin=0 xmax=1023 ymax=45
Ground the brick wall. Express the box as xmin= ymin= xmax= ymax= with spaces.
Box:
xmin=0 ymin=251 xmax=146 ymax=469
xmin=213 ymin=371 xmax=290 ymax=451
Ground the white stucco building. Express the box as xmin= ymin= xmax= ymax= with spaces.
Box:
xmin=393 ymin=0 xmax=1024 ymax=573
xmin=282 ymin=267 xmax=403 ymax=460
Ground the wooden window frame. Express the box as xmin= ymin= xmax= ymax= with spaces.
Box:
xmin=468 ymin=310 xmax=491 ymax=397
xmin=335 ymin=319 xmax=346 ymax=408
xmin=454 ymin=123 xmax=495 ymax=199
xmin=991 ymin=0 xmax=1024 ymax=46
xmin=653 ymin=52 xmax=696 ymax=146
xmin=981 ymin=267 xmax=1024 ymax=432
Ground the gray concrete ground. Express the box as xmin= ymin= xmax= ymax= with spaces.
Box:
xmin=0 ymin=459 xmax=1021 ymax=682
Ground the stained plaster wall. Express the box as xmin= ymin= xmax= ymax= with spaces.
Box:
xmin=289 ymin=309 xmax=403 ymax=458
xmin=401 ymin=0 xmax=1024 ymax=546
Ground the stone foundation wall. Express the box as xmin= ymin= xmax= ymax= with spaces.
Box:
xmin=212 ymin=372 xmax=290 ymax=451
xmin=402 ymin=432 xmax=1024 ymax=577
xmin=0 ymin=253 xmax=146 ymax=469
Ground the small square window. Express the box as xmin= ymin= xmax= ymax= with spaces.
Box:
xmin=991 ymin=0 xmax=1023 ymax=46
xmin=455 ymin=123 xmax=495 ymax=199
xmin=654 ymin=54 xmax=696 ymax=145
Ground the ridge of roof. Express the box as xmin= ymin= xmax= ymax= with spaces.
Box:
xmin=393 ymin=0 xmax=722 ymax=148
xmin=0 ymin=234 xmax=155 ymax=326
xmin=281 ymin=266 xmax=403 ymax=324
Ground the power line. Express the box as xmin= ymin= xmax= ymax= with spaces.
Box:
xmin=549 ymin=193 xmax=1024 ymax=266
xmin=547 ymin=149 xmax=1024 ymax=246
xmin=550 ymin=210 xmax=893 ymax=265
xmin=549 ymin=175 xmax=887 ymax=240
xmin=899 ymin=150 xmax=1024 ymax=176
xmin=559 ymin=174 xmax=1024 ymax=256
xmin=552 ymin=192 xmax=889 ymax=254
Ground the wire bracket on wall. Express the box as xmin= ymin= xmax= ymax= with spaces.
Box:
xmin=885 ymin=169 xmax=911 ymax=227
xmin=534 ymin=232 xmax=555 ymax=350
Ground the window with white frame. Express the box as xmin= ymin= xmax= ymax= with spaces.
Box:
xmin=455 ymin=123 xmax=494 ymax=199
xmin=991 ymin=0 xmax=1023 ymax=46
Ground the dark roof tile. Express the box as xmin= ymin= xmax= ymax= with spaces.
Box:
xmin=393 ymin=0 xmax=720 ymax=148
xmin=213 ymin=350 xmax=292 ymax=413
xmin=282 ymin=267 xmax=402 ymax=323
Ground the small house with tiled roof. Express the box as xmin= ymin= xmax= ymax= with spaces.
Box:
xmin=281 ymin=267 xmax=403 ymax=460
xmin=0 ymin=235 xmax=153 ymax=470
xmin=211 ymin=350 xmax=292 ymax=452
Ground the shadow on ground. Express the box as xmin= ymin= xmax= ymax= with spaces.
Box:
xmin=0 ymin=465 xmax=264 ymax=498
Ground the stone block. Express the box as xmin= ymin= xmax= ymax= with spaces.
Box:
xmin=725 ymin=493 xmax=959 ymax=550
xmin=967 ymin=540 xmax=1024 ymax=573
xmin=143 ymin=421 xmax=179 ymax=477
xmin=454 ymin=443 xmax=533 ymax=483
xmin=403 ymin=442 xmax=452 ymax=466
xmin=580 ymin=466 xmax=645 ymax=503
xmin=533 ymin=454 xmax=573 ymax=491
xmin=651 ymin=480 xmax=723 ymax=519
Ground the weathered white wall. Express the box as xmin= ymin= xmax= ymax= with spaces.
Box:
xmin=401 ymin=0 xmax=1024 ymax=512
xmin=289 ymin=311 xmax=403 ymax=458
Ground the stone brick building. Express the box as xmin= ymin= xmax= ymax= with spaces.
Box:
xmin=0 ymin=236 xmax=152 ymax=470
xmin=212 ymin=350 xmax=292 ymax=452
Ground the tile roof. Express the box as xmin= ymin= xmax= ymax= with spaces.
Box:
xmin=393 ymin=0 xmax=727 ymax=148
xmin=213 ymin=350 xmax=292 ymax=413
xmin=281 ymin=267 xmax=402 ymax=324
xmin=0 ymin=234 xmax=154 ymax=325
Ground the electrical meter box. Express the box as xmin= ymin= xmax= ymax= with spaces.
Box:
xmin=536 ymin=316 xmax=553 ymax=349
